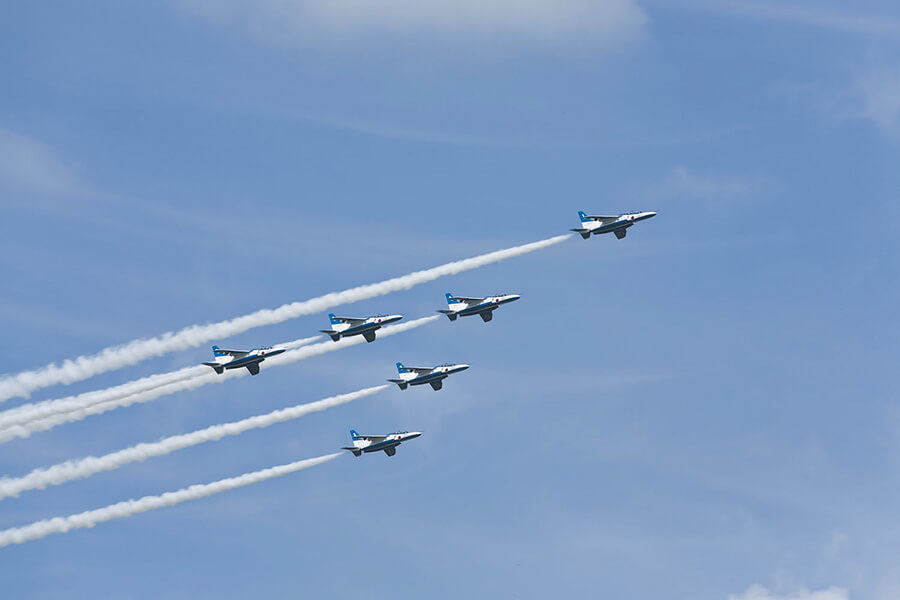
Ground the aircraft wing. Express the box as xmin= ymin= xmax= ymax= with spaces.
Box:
xmin=587 ymin=215 xmax=620 ymax=224
xmin=404 ymin=366 xmax=435 ymax=374
xmin=218 ymin=349 xmax=249 ymax=358
xmin=449 ymin=296 xmax=484 ymax=303
xmin=332 ymin=315 xmax=367 ymax=324
xmin=359 ymin=435 xmax=388 ymax=442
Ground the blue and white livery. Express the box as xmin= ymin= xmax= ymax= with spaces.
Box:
xmin=201 ymin=345 xmax=286 ymax=376
xmin=388 ymin=362 xmax=470 ymax=391
xmin=341 ymin=429 xmax=422 ymax=457
xmin=438 ymin=293 xmax=521 ymax=323
xmin=571 ymin=210 xmax=657 ymax=240
xmin=319 ymin=313 xmax=403 ymax=343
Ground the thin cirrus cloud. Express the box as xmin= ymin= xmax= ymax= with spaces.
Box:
xmin=850 ymin=66 xmax=900 ymax=138
xmin=177 ymin=0 xmax=647 ymax=46
xmin=0 ymin=128 xmax=85 ymax=196
xmin=673 ymin=0 xmax=900 ymax=38
xmin=728 ymin=584 xmax=849 ymax=600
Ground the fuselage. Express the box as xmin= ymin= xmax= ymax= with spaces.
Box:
xmin=401 ymin=364 xmax=470 ymax=385
xmin=588 ymin=211 xmax=655 ymax=234
xmin=454 ymin=294 xmax=520 ymax=316
xmin=322 ymin=314 xmax=403 ymax=342
xmin=334 ymin=314 xmax=403 ymax=336
xmin=220 ymin=347 xmax=285 ymax=369
xmin=357 ymin=432 xmax=422 ymax=453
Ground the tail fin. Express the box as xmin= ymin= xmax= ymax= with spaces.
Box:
xmin=578 ymin=211 xmax=590 ymax=223
xmin=329 ymin=313 xmax=341 ymax=325
xmin=350 ymin=429 xmax=361 ymax=440
xmin=396 ymin=362 xmax=409 ymax=373
xmin=446 ymin=293 xmax=463 ymax=307
xmin=212 ymin=345 xmax=227 ymax=357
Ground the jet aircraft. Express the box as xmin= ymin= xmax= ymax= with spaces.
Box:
xmin=438 ymin=293 xmax=521 ymax=323
xmin=319 ymin=313 xmax=403 ymax=343
xmin=342 ymin=429 xmax=422 ymax=457
xmin=388 ymin=362 xmax=469 ymax=391
xmin=571 ymin=210 xmax=657 ymax=240
xmin=201 ymin=345 xmax=285 ymax=376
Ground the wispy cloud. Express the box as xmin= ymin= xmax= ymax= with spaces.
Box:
xmin=661 ymin=166 xmax=765 ymax=201
xmin=848 ymin=66 xmax=900 ymax=138
xmin=729 ymin=585 xmax=849 ymax=600
xmin=635 ymin=166 xmax=769 ymax=206
xmin=774 ymin=63 xmax=900 ymax=140
xmin=0 ymin=128 xmax=85 ymax=196
xmin=673 ymin=1 xmax=900 ymax=38
xmin=178 ymin=0 xmax=646 ymax=46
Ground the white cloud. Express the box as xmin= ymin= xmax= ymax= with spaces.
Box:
xmin=849 ymin=66 xmax=900 ymax=138
xmin=729 ymin=584 xmax=849 ymax=600
xmin=657 ymin=166 xmax=765 ymax=201
xmin=0 ymin=128 xmax=84 ymax=196
xmin=673 ymin=1 xmax=900 ymax=38
xmin=178 ymin=0 xmax=646 ymax=46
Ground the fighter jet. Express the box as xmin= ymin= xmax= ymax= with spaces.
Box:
xmin=388 ymin=362 xmax=470 ymax=391
xmin=201 ymin=345 xmax=286 ymax=376
xmin=438 ymin=293 xmax=521 ymax=323
xmin=571 ymin=210 xmax=657 ymax=240
xmin=342 ymin=429 xmax=422 ymax=457
xmin=319 ymin=313 xmax=403 ymax=343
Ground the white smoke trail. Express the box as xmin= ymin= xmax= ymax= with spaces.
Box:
xmin=0 ymin=335 xmax=321 ymax=432
xmin=0 ymin=317 xmax=438 ymax=443
xmin=0 ymin=385 xmax=386 ymax=499
xmin=0 ymin=453 xmax=342 ymax=547
xmin=0 ymin=234 xmax=572 ymax=401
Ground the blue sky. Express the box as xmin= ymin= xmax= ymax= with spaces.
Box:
xmin=1 ymin=1 xmax=898 ymax=598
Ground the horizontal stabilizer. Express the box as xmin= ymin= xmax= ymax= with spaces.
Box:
xmin=341 ymin=447 xmax=362 ymax=457
xmin=319 ymin=330 xmax=342 ymax=342
xmin=570 ymin=228 xmax=591 ymax=240
xmin=202 ymin=362 xmax=224 ymax=375
xmin=437 ymin=310 xmax=458 ymax=321
xmin=388 ymin=379 xmax=409 ymax=390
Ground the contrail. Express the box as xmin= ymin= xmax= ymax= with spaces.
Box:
xmin=0 ymin=452 xmax=342 ymax=547
xmin=0 ymin=386 xmax=386 ymax=499
xmin=0 ymin=335 xmax=321 ymax=432
xmin=0 ymin=234 xmax=572 ymax=401
xmin=0 ymin=317 xmax=438 ymax=443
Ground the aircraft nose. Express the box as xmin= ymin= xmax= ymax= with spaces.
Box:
xmin=646 ymin=211 xmax=657 ymax=219
xmin=408 ymin=432 xmax=422 ymax=439
xmin=508 ymin=294 xmax=521 ymax=301
xmin=456 ymin=364 xmax=470 ymax=372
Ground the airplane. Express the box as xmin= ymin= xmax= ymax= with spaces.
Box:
xmin=388 ymin=362 xmax=470 ymax=391
xmin=319 ymin=313 xmax=403 ymax=343
xmin=201 ymin=345 xmax=286 ymax=376
xmin=342 ymin=429 xmax=422 ymax=457
xmin=571 ymin=210 xmax=657 ymax=240
xmin=438 ymin=293 xmax=521 ymax=323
